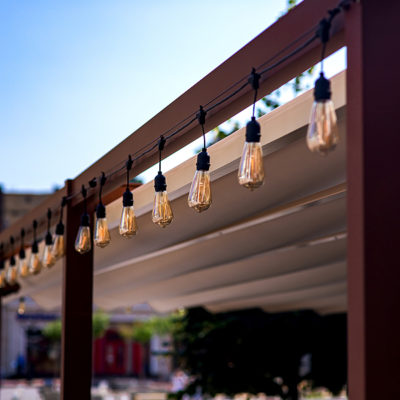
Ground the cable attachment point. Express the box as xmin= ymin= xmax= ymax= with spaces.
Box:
xmin=317 ymin=18 xmax=331 ymax=44
xmin=100 ymin=172 xmax=106 ymax=187
xmin=126 ymin=155 xmax=133 ymax=171
xmin=81 ymin=185 xmax=87 ymax=199
xmin=61 ymin=196 xmax=67 ymax=208
xmin=248 ymin=68 xmax=261 ymax=91
xmin=158 ymin=136 xmax=166 ymax=152
xmin=89 ymin=178 xmax=97 ymax=189
xmin=196 ymin=106 xmax=207 ymax=126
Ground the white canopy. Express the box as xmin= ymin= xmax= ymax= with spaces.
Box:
xmin=6 ymin=71 xmax=347 ymax=315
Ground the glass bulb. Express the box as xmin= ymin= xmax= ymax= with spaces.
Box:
xmin=152 ymin=191 xmax=173 ymax=228
xmin=238 ymin=142 xmax=265 ymax=190
xmin=51 ymin=234 xmax=65 ymax=260
xmin=188 ymin=170 xmax=212 ymax=212
xmin=307 ymin=99 xmax=338 ymax=155
xmin=19 ymin=257 xmax=29 ymax=277
xmin=0 ymin=270 xmax=5 ymax=288
xmin=119 ymin=206 xmax=138 ymax=238
xmin=6 ymin=264 xmax=18 ymax=285
xmin=29 ymin=252 xmax=42 ymax=275
xmin=75 ymin=226 xmax=91 ymax=254
xmin=42 ymin=244 xmax=56 ymax=268
xmin=18 ymin=298 xmax=25 ymax=315
xmin=94 ymin=218 xmax=111 ymax=248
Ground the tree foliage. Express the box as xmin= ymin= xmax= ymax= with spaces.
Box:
xmin=172 ymin=308 xmax=347 ymax=400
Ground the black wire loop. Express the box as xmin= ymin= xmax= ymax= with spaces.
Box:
xmin=126 ymin=155 xmax=133 ymax=189
xmin=99 ymin=172 xmax=106 ymax=203
xmin=32 ymin=220 xmax=38 ymax=242
xmin=197 ymin=106 xmax=207 ymax=149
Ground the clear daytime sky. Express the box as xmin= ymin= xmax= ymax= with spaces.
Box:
xmin=0 ymin=0 xmax=296 ymax=192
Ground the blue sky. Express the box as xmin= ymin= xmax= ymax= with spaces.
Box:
xmin=0 ymin=0 xmax=294 ymax=192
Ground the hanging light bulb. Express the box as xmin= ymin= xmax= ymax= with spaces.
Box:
xmin=18 ymin=229 xmax=29 ymax=278
xmin=94 ymin=172 xmax=111 ymax=248
xmin=119 ymin=156 xmax=138 ymax=238
xmin=42 ymin=209 xmax=56 ymax=268
xmin=6 ymin=237 xmax=18 ymax=285
xmin=18 ymin=297 xmax=26 ymax=315
xmin=75 ymin=185 xmax=92 ymax=254
xmin=188 ymin=106 xmax=212 ymax=212
xmin=52 ymin=197 xmax=66 ymax=260
xmin=238 ymin=69 xmax=265 ymax=190
xmin=307 ymin=18 xmax=338 ymax=155
xmin=152 ymin=137 xmax=173 ymax=227
xmin=29 ymin=220 xmax=42 ymax=275
xmin=306 ymin=72 xmax=338 ymax=155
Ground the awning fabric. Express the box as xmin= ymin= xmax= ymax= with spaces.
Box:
xmin=5 ymin=72 xmax=347 ymax=316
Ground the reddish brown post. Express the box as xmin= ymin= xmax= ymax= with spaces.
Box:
xmin=61 ymin=180 xmax=94 ymax=400
xmin=346 ymin=1 xmax=400 ymax=399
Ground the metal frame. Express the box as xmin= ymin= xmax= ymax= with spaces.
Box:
xmin=1 ymin=0 xmax=398 ymax=399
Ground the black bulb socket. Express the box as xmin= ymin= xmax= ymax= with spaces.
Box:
xmin=45 ymin=232 xmax=53 ymax=246
xmin=55 ymin=222 xmax=64 ymax=236
xmin=32 ymin=241 xmax=39 ymax=254
xmin=96 ymin=203 xmax=106 ymax=219
xmin=123 ymin=188 xmax=134 ymax=207
xmin=81 ymin=213 xmax=90 ymax=227
xmin=19 ymin=248 xmax=26 ymax=260
xmin=245 ymin=117 xmax=261 ymax=143
xmin=154 ymin=171 xmax=167 ymax=192
xmin=314 ymin=72 xmax=331 ymax=101
xmin=196 ymin=149 xmax=210 ymax=171
xmin=0 ymin=260 xmax=4 ymax=271
xmin=10 ymin=255 xmax=16 ymax=266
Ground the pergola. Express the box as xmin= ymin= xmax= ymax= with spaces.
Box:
xmin=0 ymin=1 xmax=399 ymax=399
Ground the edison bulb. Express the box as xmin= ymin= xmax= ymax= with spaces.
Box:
xmin=19 ymin=252 xmax=29 ymax=278
xmin=42 ymin=244 xmax=55 ymax=268
xmin=6 ymin=258 xmax=18 ymax=285
xmin=29 ymin=251 xmax=42 ymax=275
xmin=75 ymin=225 xmax=91 ymax=254
xmin=153 ymin=172 xmax=173 ymax=228
xmin=18 ymin=297 xmax=26 ymax=315
xmin=52 ymin=234 xmax=64 ymax=260
xmin=188 ymin=170 xmax=212 ymax=212
xmin=307 ymin=72 xmax=338 ymax=155
xmin=307 ymin=99 xmax=338 ymax=154
xmin=238 ymin=117 xmax=264 ymax=190
xmin=119 ymin=206 xmax=138 ymax=237
xmin=94 ymin=218 xmax=111 ymax=248
xmin=52 ymin=222 xmax=65 ymax=260
xmin=152 ymin=191 xmax=173 ymax=227
xmin=0 ymin=269 xmax=5 ymax=288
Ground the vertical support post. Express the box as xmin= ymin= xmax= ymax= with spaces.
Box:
xmin=346 ymin=1 xmax=400 ymax=399
xmin=61 ymin=180 xmax=94 ymax=400
xmin=0 ymin=296 xmax=2 ymax=400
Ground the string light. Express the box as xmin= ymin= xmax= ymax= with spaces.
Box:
xmin=188 ymin=106 xmax=212 ymax=212
xmin=0 ymin=0 xmax=354 ymax=261
xmin=42 ymin=209 xmax=56 ymax=268
xmin=238 ymin=68 xmax=265 ymax=190
xmin=152 ymin=136 xmax=173 ymax=228
xmin=307 ymin=14 xmax=339 ymax=155
xmin=52 ymin=197 xmax=66 ymax=260
xmin=6 ymin=236 xmax=18 ymax=284
xmin=75 ymin=185 xmax=92 ymax=254
xmin=29 ymin=220 xmax=42 ymax=275
xmin=18 ymin=229 xmax=29 ymax=278
xmin=119 ymin=155 xmax=138 ymax=238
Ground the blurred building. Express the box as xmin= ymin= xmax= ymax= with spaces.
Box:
xmin=0 ymin=187 xmax=49 ymax=231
